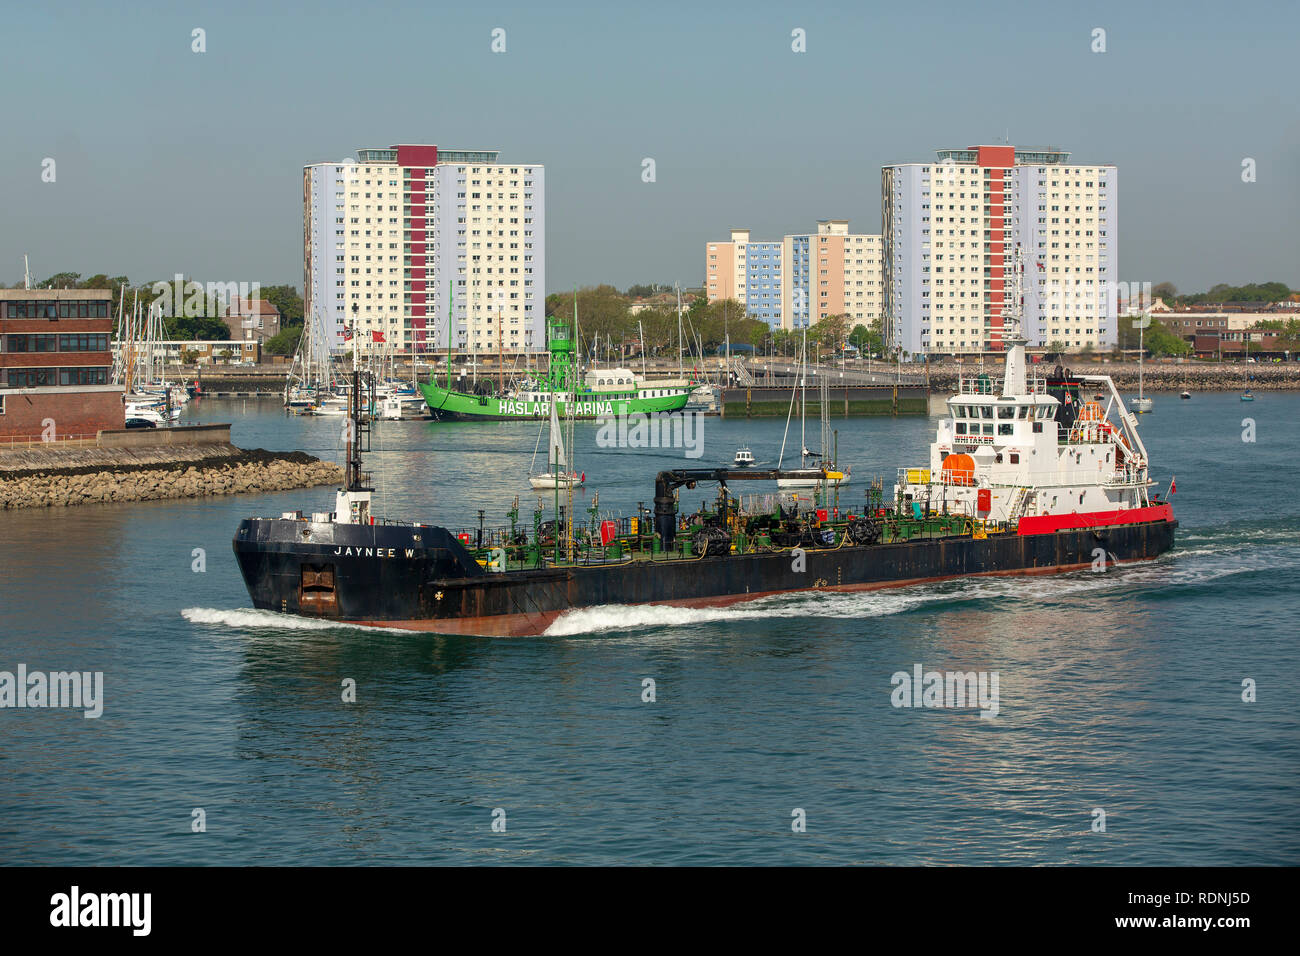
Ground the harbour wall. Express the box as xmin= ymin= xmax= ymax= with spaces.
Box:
xmin=721 ymin=385 xmax=929 ymax=417
xmin=926 ymin=361 xmax=1300 ymax=392
xmin=0 ymin=425 xmax=343 ymax=510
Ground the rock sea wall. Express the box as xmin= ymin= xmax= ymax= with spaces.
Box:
xmin=0 ymin=446 xmax=343 ymax=510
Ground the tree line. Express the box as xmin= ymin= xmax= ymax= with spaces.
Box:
xmin=544 ymin=285 xmax=884 ymax=361
xmin=1151 ymin=281 xmax=1293 ymax=306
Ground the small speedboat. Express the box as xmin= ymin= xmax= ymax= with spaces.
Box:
xmin=123 ymin=401 xmax=174 ymax=425
xmin=1179 ymin=391 xmax=1191 ymax=400
xmin=733 ymin=445 xmax=755 ymax=467
xmin=1241 ymin=390 xmax=1254 ymax=402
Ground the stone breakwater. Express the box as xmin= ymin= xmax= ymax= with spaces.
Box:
xmin=0 ymin=443 xmax=343 ymax=510
xmin=926 ymin=362 xmax=1300 ymax=392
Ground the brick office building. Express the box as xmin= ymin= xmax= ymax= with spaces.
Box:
xmin=0 ymin=289 xmax=124 ymax=439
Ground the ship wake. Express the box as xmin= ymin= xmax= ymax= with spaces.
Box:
xmin=180 ymin=607 xmax=404 ymax=633
xmin=543 ymin=541 xmax=1290 ymax=637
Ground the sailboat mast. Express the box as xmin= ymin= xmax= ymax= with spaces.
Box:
xmin=571 ymin=289 xmax=579 ymax=397
xmin=799 ymin=326 xmax=807 ymax=462
xmin=676 ymin=284 xmax=683 ymax=378
xmin=1138 ymin=320 xmax=1144 ymax=399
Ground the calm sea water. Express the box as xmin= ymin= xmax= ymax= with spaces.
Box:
xmin=2 ymin=391 xmax=1297 ymax=865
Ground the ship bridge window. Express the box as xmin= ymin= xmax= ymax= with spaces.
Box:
xmin=998 ymin=423 xmax=1014 ymax=435
xmin=997 ymin=405 xmax=1016 ymax=419
xmin=1017 ymin=406 xmax=1029 ymax=418
xmin=982 ymin=424 xmax=993 ymax=435
xmin=979 ymin=406 xmax=992 ymax=419
xmin=955 ymin=422 xmax=967 ymax=435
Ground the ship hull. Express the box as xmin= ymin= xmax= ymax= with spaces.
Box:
xmin=418 ymin=382 xmax=690 ymax=421
xmin=233 ymin=516 xmax=1177 ymax=637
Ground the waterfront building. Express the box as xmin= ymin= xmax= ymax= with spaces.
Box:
xmin=1159 ymin=312 xmax=1290 ymax=357
xmin=882 ymin=145 xmax=1118 ymax=357
xmin=149 ymin=340 xmax=262 ymax=365
xmin=705 ymin=221 xmax=884 ymax=330
xmin=223 ymin=298 xmax=281 ymax=345
xmin=0 ymin=289 xmax=123 ymax=439
xmin=304 ymin=144 xmax=544 ymax=355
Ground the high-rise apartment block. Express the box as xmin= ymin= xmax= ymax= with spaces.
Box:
xmin=304 ymin=144 xmax=544 ymax=353
xmin=882 ymin=145 xmax=1117 ymax=356
xmin=705 ymin=221 xmax=884 ymax=330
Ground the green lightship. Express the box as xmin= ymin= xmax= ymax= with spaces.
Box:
xmin=418 ymin=315 xmax=691 ymax=421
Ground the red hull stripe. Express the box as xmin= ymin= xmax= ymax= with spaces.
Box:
xmin=1017 ymin=503 xmax=1174 ymax=536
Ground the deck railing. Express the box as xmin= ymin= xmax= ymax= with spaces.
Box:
xmin=0 ymin=433 xmax=100 ymax=449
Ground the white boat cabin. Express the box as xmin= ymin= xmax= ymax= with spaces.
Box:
xmin=896 ymin=343 xmax=1153 ymax=526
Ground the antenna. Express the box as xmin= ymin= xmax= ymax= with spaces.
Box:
xmin=23 ymin=255 xmax=32 ymax=290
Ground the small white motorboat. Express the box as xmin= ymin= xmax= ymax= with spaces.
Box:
xmin=733 ymin=445 xmax=755 ymax=467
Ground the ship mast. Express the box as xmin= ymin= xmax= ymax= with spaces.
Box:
xmin=1001 ymin=245 xmax=1029 ymax=396
xmin=338 ymin=354 xmax=373 ymax=524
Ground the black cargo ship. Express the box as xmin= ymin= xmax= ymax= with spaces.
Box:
xmin=232 ymin=356 xmax=1177 ymax=637
xmin=234 ymin=501 xmax=1175 ymax=636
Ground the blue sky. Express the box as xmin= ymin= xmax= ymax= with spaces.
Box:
xmin=1 ymin=0 xmax=1296 ymax=295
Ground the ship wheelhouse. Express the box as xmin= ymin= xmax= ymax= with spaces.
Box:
xmin=896 ymin=352 xmax=1154 ymax=529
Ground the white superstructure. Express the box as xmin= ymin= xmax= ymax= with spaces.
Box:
xmin=896 ymin=257 xmax=1151 ymax=526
